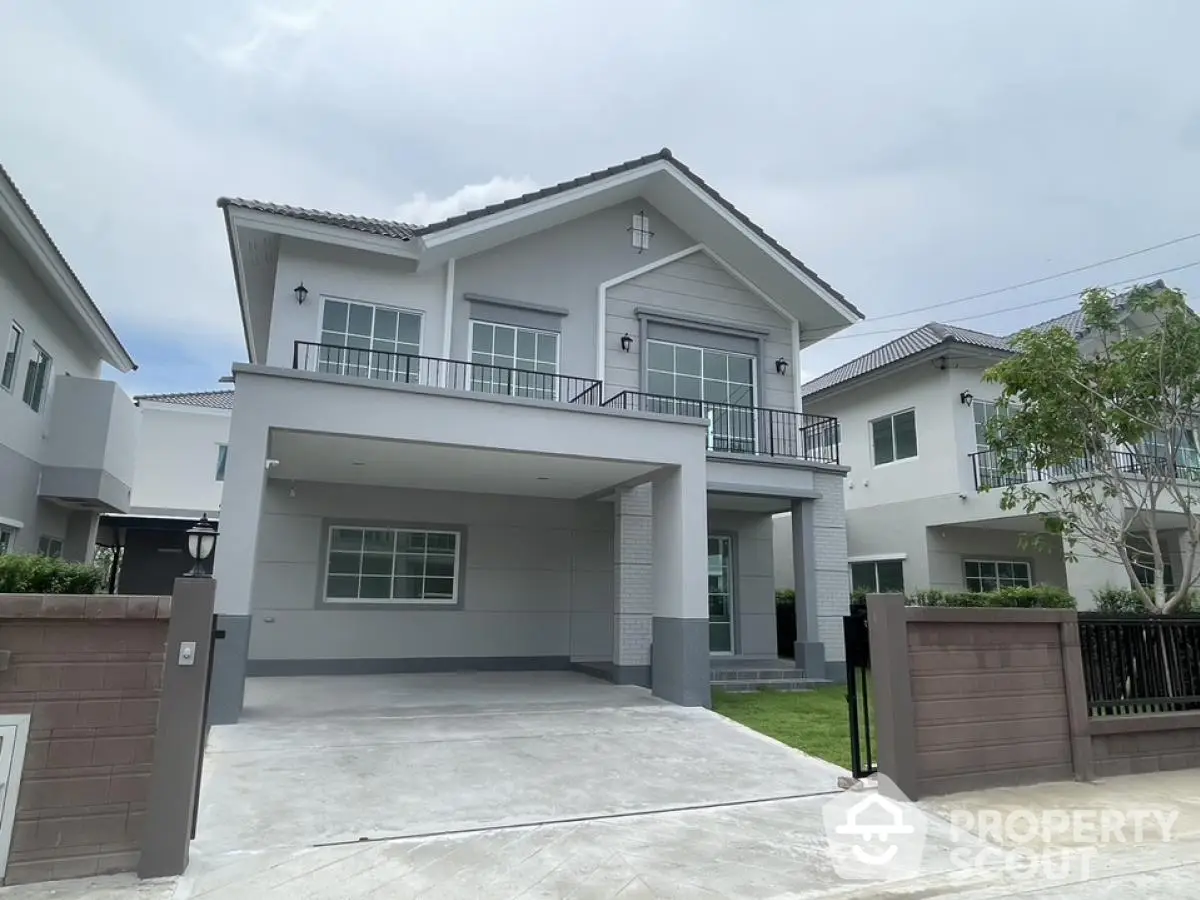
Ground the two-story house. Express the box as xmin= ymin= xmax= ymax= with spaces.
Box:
xmin=208 ymin=149 xmax=861 ymax=722
xmin=775 ymin=303 xmax=1193 ymax=608
xmin=0 ymin=164 xmax=138 ymax=562
xmin=97 ymin=390 xmax=233 ymax=593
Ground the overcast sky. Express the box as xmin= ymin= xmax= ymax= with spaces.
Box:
xmin=4 ymin=1 xmax=1200 ymax=394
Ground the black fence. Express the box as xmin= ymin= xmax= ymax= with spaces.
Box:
xmin=1078 ymin=613 xmax=1200 ymax=716
xmin=971 ymin=448 xmax=1200 ymax=492
xmin=843 ymin=604 xmax=876 ymax=779
xmin=293 ymin=341 xmax=604 ymax=405
xmin=602 ymin=390 xmax=840 ymax=463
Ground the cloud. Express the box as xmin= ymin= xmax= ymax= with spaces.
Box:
xmin=393 ymin=176 xmax=539 ymax=227
xmin=193 ymin=1 xmax=329 ymax=71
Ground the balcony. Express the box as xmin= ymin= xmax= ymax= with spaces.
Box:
xmin=602 ymin=390 xmax=840 ymax=464
xmin=293 ymin=341 xmax=603 ymax=405
xmin=970 ymin=448 xmax=1200 ymax=492
xmin=291 ymin=342 xmax=841 ymax=465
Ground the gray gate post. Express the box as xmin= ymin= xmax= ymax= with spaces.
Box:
xmin=138 ymin=577 xmax=216 ymax=879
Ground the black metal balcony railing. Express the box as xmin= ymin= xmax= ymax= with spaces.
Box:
xmin=293 ymin=341 xmax=604 ymax=405
xmin=601 ymin=390 xmax=840 ymax=463
xmin=970 ymin=447 xmax=1200 ymax=492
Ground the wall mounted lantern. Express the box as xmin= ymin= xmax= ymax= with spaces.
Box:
xmin=185 ymin=514 xmax=219 ymax=578
xmin=620 ymin=333 xmax=633 ymax=352
xmin=628 ymin=211 xmax=653 ymax=253
xmin=294 ymin=282 xmax=309 ymax=305
xmin=775 ymin=357 xmax=789 ymax=375
xmin=960 ymin=390 xmax=974 ymax=406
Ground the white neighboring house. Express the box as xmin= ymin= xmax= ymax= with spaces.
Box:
xmin=0 ymin=163 xmax=137 ymax=562
xmin=97 ymin=391 xmax=233 ymax=593
xmin=774 ymin=303 xmax=1195 ymax=608
xmin=209 ymin=148 xmax=862 ymax=722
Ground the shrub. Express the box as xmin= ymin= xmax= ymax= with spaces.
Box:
xmin=0 ymin=554 xmax=104 ymax=594
xmin=907 ymin=586 xmax=1076 ymax=609
xmin=775 ymin=589 xmax=795 ymax=606
xmin=1092 ymin=586 xmax=1196 ymax=614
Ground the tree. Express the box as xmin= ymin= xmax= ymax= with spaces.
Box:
xmin=982 ymin=282 xmax=1200 ymax=613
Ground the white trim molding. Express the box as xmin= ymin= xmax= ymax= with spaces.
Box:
xmin=848 ymin=552 xmax=908 ymax=563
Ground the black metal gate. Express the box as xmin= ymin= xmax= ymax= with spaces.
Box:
xmin=843 ymin=605 xmax=876 ymax=779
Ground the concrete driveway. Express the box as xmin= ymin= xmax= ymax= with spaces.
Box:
xmin=6 ymin=673 xmax=1199 ymax=898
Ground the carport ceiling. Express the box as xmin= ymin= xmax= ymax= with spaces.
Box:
xmin=267 ymin=430 xmax=661 ymax=499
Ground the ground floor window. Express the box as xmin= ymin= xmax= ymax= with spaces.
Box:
xmin=0 ymin=527 xmax=14 ymax=556
xmin=37 ymin=536 xmax=63 ymax=558
xmin=963 ymin=559 xmax=1031 ymax=592
xmin=325 ymin=526 xmax=460 ymax=604
xmin=850 ymin=559 xmax=905 ymax=594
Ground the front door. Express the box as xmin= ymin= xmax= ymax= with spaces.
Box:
xmin=708 ymin=535 xmax=735 ymax=654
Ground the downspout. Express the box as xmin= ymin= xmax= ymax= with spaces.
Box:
xmin=440 ymin=258 xmax=455 ymax=387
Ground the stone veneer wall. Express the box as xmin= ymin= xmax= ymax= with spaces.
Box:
xmin=0 ymin=594 xmax=170 ymax=884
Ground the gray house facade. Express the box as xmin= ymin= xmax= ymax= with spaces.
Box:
xmin=0 ymin=164 xmax=137 ymax=562
xmin=210 ymin=149 xmax=860 ymax=721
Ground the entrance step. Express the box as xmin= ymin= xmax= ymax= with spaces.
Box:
xmin=711 ymin=677 xmax=825 ymax=693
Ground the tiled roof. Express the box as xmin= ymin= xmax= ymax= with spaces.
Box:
xmin=218 ymin=148 xmax=862 ymax=319
xmin=801 ymin=322 xmax=1012 ymax=398
xmin=216 ymin=198 xmax=417 ymax=241
xmin=134 ymin=390 xmax=234 ymax=410
xmin=1017 ymin=281 xmax=1165 ymax=338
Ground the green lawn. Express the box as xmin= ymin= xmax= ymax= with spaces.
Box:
xmin=712 ymin=685 xmax=872 ymax=771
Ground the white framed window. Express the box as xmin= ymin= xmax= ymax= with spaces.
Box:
xmin=215 ymin=444 xmax=228 ymax=482
xmin=324 ymin=526 xmax=460 ymax=604
xmin=964 ymin=559 xmax=1031 ymax=592
xmin=850 ymin=559 xmax=905 ymax=594
xmin=1 ymin=322 xmax=22 ymax=392
xmin=469 ymin=320 xmax=559 ymax=400
xmin=871 ymin=409 xmax=917 ymax=465
xmin=0 ymin=527 xmax=14 ymax=556
xmin=319 ymin=298 xmax=422 ymax=380
xmin=21 ymin=343 xmax=51 ymax=412
xmin=645 ymin=339 xmax=757 ymax=452
xmin=36 ymin=536 xmax=63 ymax=559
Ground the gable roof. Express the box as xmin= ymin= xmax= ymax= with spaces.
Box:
xmin=219 ymin=148 xmax=863 ymax=320
xmin=802 ymin=322 xmax=1012 ymax=398
xmin=134 ymin=390 xmax=234 ymax=410
xmin=0 ymin=164 xmax=135 ymax=372
xmin=1016 ymin=280 xmax=1167 ymax=339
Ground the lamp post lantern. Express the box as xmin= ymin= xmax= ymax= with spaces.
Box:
xmin=185 ymin=514 xmax=219 ymax=578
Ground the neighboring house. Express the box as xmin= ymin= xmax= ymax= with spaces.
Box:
xmin=773 ymin=293 xmax=1193 ymax=608
xmin=98 ymin=390 xmax=232 ymax=593
xmin=0 ymin=164 xmax=137 ymax=562
xmin=209 ymin=148 xmax=861 ymax=722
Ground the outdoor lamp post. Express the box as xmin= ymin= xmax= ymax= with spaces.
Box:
xmin=185 ymin=514 xmax=219 ymax=577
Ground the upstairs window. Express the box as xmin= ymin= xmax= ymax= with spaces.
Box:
xmin=319 ymin=299 xmax=421 ymax=380
xmin=215 ymin=444 xmax=228 ymax=481
xmin=871 ymin=409 xmax=917 ymax=465
xmin=2 ymin=322 xmax=22 ymax=392
xmin=470 ymin=321 xmax=559 ymax=400
xmin=22 ymin=343 xmax=51 ymax=412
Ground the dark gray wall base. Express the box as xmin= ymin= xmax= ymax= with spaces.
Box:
xmin=246 ymin=655 xmax=573 ymax=677
xmin=207 ymin=614 xmax=251 ymax=726
xmin=652 ymin=617 xmax=711 ymax=707
xmin=612 ymin=664 xmax=651 ymax=687
xmin=794 ymin=641 xmax=827 ymax=680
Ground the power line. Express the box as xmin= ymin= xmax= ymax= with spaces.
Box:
xmin=856 ymin=229 xmax=1200 ymax=325
xmin=819 ymin=258 xmax=1200 ymax=341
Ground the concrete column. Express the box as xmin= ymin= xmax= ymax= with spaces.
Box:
xmin=208 ymin=412 xmax=269 ymax=725
xmin=1065 ymin=549 xmax=1131 ymax=610
xmin=61 ymin=510 xmax=99 ymax=563
xmin=139 ymin=577 xmax=215 ymax=878
xmin=650 ymin=463 xmax=709 ymax=706
xmin=791 ymin=499 xmax=824 ymax=679
xmin=612 ymin=483 xmax=654 ymax=686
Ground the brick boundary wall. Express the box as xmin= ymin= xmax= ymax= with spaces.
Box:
xmin=866 ymin=594 xmax=1200 ymax=800
xmin=0 ymin=594 xmax=170 ymax=885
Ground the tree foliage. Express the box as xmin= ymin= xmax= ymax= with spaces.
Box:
xmin=982 ymin=282 xmax=1200 ymax=613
